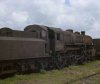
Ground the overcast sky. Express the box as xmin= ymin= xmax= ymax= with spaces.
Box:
xmin=0 ymin=0 xmax=100 ymax=38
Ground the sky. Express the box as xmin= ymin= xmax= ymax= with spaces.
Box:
xmin=0 ymin=0 xmax=100 ymax=38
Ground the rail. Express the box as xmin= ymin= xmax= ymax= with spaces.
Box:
xmin=66 ymin=71 xmax=100 ymax=84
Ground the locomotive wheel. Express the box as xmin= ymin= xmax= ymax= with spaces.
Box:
xmin=0 ymin=63 xmax=16 ymax=78
xmin=77 ymin=55 xmax=84 ymax=64
xmin=16 ymin=62 xmax=30 ymax=74
xmin=35 ymin=60 xmax=48 ymax=72
xmin=71 ymin=55 xmax=78 ymax=65
xmin=39 ymin=62 xmax=46 ymax=72
xmin=62 ymin=58 xmax=69 ymax=67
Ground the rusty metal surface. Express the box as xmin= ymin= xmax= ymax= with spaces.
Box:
xmin=0 ymin=27 xmax=38 ymax=38
xmin=63 ymin=31 xmax=83 ymax=45
xmin=24 ymin=24 xmax=48 ymax=40
xmin=63 ymin=31 xmax=73 ymax=45
xmin=93 ymin=39 xmax=100 ymax=57
xmin=72 ymin=33 xmax=83 ymax=44
xmin=12 ymin=30 xmax=37 ymax=38
xmin=93 ymin=39 xmax=100 ymax=45
xmin=48 ymin=27 xmax=64 ymax=52
xmin=0 ymin=36 xmax=46 ymax=61
xmin=0 ymin=27 xmax=12 ymax=36
xmin=49 ymin=27 xmax=63 ymax=32
xmin=24 ymin=24 xmax=48 ymax=31
xmin=83 ymin=35 xmax=93 ymax=45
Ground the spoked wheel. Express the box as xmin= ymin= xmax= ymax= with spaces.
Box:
xmin=70 ymin=55 xmax=78 ymax=65
xmin=16 ymin=63 xmax=28 ymax=74
xmin=37 ymin=60 xmax=48 ymax=72
xmin=40 ymin=62 xmax=46 ymax=72
xmin=77 ymin=55 xmax=85 ymax=64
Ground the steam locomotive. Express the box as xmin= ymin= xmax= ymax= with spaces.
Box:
xmin=0 ymin=24 xmax=96 ymax=77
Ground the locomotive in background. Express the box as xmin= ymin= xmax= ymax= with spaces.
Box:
xmin=0 ymin=24 xmax=96 ymax=77
xmin=93 ymin=39 xmax=100 ymax=59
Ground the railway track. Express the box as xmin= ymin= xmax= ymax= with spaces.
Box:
xmin=66 ymin=71 xmax=100 ymax=84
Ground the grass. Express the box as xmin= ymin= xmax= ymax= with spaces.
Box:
xmin=0 ymin=60 xmax=100 ymax=84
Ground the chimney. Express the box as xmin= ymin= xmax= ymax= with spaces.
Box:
xmin=81 ymin=31 xmax=85 ymax=35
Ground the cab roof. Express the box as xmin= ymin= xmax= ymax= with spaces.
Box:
xmin=24 ymin=24 xmax=48 ymax=31
xmin=48 ymin=27 xmax=63 ymax=32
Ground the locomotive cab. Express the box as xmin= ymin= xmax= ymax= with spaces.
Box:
xmin=48 ymin=27 xmax=64 ymax=53
xmin=47 ymin=27 xmax=64 ymax=69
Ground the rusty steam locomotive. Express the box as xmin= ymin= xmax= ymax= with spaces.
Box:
xmin=0 ymin=24 xmax=96 ymax=77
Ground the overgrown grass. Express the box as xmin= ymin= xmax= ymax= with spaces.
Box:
xmin=0 ymin=60 xmax=100 ymax=84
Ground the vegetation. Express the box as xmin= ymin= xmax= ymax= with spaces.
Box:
xmin=0 ymin=60 xmax=100 ymax=84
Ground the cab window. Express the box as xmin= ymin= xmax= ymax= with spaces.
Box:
xmin=57 ymin=33 xmax=60 ymax=40
xmin=41 ymin=30 xmax=46 ymax=38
